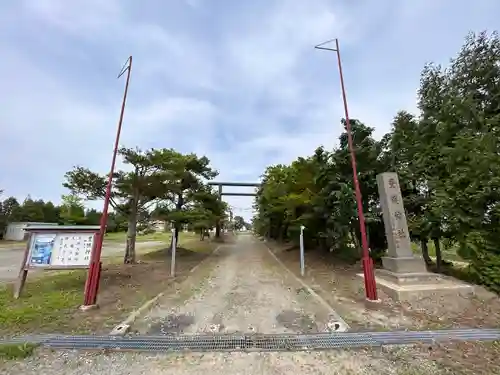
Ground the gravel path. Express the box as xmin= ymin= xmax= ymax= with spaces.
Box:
xmin=0 ymin=348 xmax=442 ymax=375
xmin=0 ymin=235 xmax=444 ymax=374
xmin=139 ymin=234 xmax=345 ymax=335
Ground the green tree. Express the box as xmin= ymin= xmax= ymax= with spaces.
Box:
xmin=0 ymin=194 xmax=21 ymax=236
xmin=233 ymin=216 xmax=245 ymax=231
xmin=382 ymin=111 xmax=435 ymax=265
xmin=106 ymin=211 xmax=128 ymax=232
xmin=2 ymin=197 xmax=22 ymax=222
xmin=64 ymin=147 xmax=174 ymax=263
xmin=20 ymin=197 xmax=45 ymax=222
xmin=423 ymin=31 xmax=500 ymax=287
xmin=64 ymin=147 xmax=217 ymax=263
xmin=253 ymin=119 xmax=386 ymax=262
xmin=84 ymin=209 xmax=102 ymax=225
xmin=156 ymin=150 xmax=218 ymax=246
xmin=60 ymin=194 xmax=85 ymax=224
xmin=42 ymin=201 xmax=60 ymax=223
xmin=189 ymin=186 xmax=227 ymax=240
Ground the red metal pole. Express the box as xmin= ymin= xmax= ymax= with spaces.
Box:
xmin=334 ymin=40 xmax=378 ymax=301
xmin=83 ymin=56 xmax=132 ymax=306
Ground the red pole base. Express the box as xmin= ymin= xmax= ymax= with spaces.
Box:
xmin=83 ymin=261 xmax=102 ymax=306
xmin=361 ymin=256 xmax=378 ymax=301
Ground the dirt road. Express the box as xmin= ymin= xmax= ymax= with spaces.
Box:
xmin=138 ymin=234 xmax=347 ymax=335
xmin=0 ymin=241 xmax=164 ymax=283
xmin=1 ymin=235 xmax=442 ymax=374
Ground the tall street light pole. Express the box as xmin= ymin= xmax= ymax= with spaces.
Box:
xmin=83 ymin=56 xmax=133 ymax=308
xmin=314 ymin=39 xmax=378 ymax=301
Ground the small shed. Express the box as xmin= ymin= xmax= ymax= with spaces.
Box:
xmin=4 ymin=222 xmax=59 ymax=241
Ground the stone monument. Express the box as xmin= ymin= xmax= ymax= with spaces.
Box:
xmin=358 ymin=172 xmax=474 ymax=301
xmin=377 ymin=172 xmax=428 ymax=275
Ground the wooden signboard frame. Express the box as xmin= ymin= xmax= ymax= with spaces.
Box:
xmin=14 ymin=225 xmax=100 ymax=299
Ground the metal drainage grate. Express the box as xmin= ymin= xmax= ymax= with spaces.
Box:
xmin=42 ymin=333 xmax=378 ymax=352
xmin=4 ymin=329 xmax=500 ymax=352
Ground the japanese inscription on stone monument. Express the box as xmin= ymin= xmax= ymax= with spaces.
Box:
xmin=376 ymin=172 xmax=413 ymax=258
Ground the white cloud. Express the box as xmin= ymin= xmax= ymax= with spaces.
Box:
xmin=223 ymin=1 xmax=341 ymax=105
xmin=21 ymin=0 xmax=123 ymax=36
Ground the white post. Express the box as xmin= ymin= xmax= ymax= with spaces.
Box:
xmin=171 ymin=227 xmax=177 ymax=277
xmin=300 ymin=225 xmax=305 ymax=277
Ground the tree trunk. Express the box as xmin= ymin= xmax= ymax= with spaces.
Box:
xmin=433 ymin=238 xmax=442 ymax=273
xmin=215 ymin=221 xmax=221 ymax=238
xmin=421 ymin=239 xmax=432 ymax=265
xmin=282 ymin=223 xmax=289 ymax=242
xmin=350 ymin=228 xmax=361 ymax=258
xmin=174 ymin=226 xmax=179 ymax=247
xmin=124 ymin=197 xmax=138 ymax=264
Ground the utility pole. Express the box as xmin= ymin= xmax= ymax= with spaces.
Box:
xmin=83 ymin=56 xmax=133 ymax=308
xmin=314 ymin=39 xmax=378 ymax=301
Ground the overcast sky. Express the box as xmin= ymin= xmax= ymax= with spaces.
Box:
xmin=1 ymin=1 xmax=499 ymax=221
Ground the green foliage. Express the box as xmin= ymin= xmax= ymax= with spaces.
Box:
xmin=105 ymin=211 xmax=128 ymax=232
xmin=233 ymin=216 xmax=246 ymax=230
xmin=63 ymin=147 xmax=219 ymax=261
xmin=254 ymin=31 xmax=500 ymax=292
xmin=147 ymin=151 xmax=219 ymax=241
xmin=60 ymin=193 xmax=85 ymax=224
xmin=254 ymin=121 xmax=386 ymax=260
xmin=463 ymin=230 xmax=500 ymax=293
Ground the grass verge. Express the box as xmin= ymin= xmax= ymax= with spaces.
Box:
xmin=142 ymin=239 xmax=215 ymax=261
xmin=0 ymin=238 xmax=217 ymax=338
xmin=0 ymin=271 xmax=86 ymax=336
xmin=104 ymin=231 xmax=177 ymax=243
xmin=0 ymin=343 xmax=38 ymax=360
xmin=411 ymin=240 xmax=464 ymax=262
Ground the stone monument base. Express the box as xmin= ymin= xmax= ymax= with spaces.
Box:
xmin=357 ymin=269 xmax=474 ymax=302
xmin=382 ymin=256 xmax=428 ymax=273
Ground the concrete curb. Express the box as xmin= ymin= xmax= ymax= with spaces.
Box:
xmin=109 ymin=245 xmax=222 ymax=336
xmin=262 ymin=241 xmax=350 ymax=332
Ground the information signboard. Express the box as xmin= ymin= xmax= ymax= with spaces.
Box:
xmin=26 ymin=233 xmax=94 ymax=268
xmin=14 ymin=225 xmax=100 ymax=298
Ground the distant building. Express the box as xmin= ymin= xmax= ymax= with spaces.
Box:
xmin=4 ymin=222 xmax=58 ymax=241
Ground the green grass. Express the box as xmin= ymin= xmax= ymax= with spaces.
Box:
xmin=141 ymin=239 xmax=215 ymax=260
xmin=182 ymin=239 xmax=217 ymax=253
xmin=0 ymin=271 xmax=86 ymax=336
xmin=104 ymin=231 xmax=198 ymax=243
xmin=104 ymin=231 xmax=169 ymax=242
xmin=0 ymin=234 xmax=202 ymax=337
xmin=411 ymin=240 xmax=464 ymax=262
xmin=0 ymin=343 xmax=38 ymax=360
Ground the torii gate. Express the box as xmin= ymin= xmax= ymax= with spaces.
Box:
xmin=207 ymin=181 xmax=260 ymax=237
